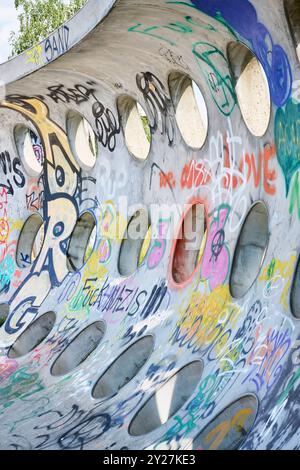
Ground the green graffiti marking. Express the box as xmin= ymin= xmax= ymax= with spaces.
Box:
xmin=0 ymin=366 xmax=44 ymax=413
xmin=277 ymin=366 xmax=300 ymax=405
xmin=128 ymin=23 xmax=177 ymax=46
xmin=128 ymin=15 xmax=216 ymax=47
xmin=267 ymin=259 xmax=276 ymax=281
xmin=166 ymin=1 xmax=239 ymax=39
xmin=192 ymin=41 xmax=236 ymax=116
xmin=289 ymin=171 xmax=300 ymax=219
xmin=68 ymin=287 xmax=90 ymax=316
xmin=275 ymin=99 xmax=300 ymax=195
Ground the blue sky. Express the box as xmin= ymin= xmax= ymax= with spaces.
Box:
xmin=0 ymin=0 xmax=19 ymax=63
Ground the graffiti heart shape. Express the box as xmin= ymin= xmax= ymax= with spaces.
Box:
xmin=275 ymin=99 xmax=300 ymax=195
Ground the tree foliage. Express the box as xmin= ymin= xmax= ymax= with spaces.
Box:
xmin=9 ymin=0 xmax=86 ymax=56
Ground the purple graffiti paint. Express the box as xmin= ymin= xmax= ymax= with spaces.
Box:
xmin=191 ymin=0 xmax=292 ymax=107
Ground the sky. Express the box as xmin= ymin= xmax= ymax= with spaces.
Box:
xmin=0 ymin=0 xmax=19 ymax=63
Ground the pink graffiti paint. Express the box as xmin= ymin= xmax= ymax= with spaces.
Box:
xmin=98 ymin=238 xmax=112 ymax=264
xmin=148 ymin=219 xmax=170 ymax=270
xmin=201 ymin=205 xmax=230 ymax=290
xmin=0 ymin=359 xmax=19 ymax=385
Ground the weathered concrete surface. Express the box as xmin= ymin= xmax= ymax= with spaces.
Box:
xmin=0 ymin=0 xmax=300 ymax=450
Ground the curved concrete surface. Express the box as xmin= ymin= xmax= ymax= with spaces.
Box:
xmin=0 ymin=0 xmax=300 ymax=450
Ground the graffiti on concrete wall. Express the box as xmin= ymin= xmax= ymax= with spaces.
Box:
xmin=0 ymin=0 xmax=300 ymax=452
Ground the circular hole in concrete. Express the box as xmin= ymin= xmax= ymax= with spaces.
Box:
xmin=14 ymin=125 xmax=45 ymax=176
xmin=290 ymin=253 xmax=300 ymax=319
xmin=192 ymin=395 xmax=258 ymax=450
xmin=8 ymin=311 xmax=56 ymax=358
xmin=172 ymin=202 xmax=207 ymax=285
xmin=118 ymin=208 xmax=150 ymax=276
xmin=118 ymin=96 xmax=151 ymax=160
xmin=92 ymin=335 xmax=154 ymax=400
xmin=227 ymin=42 xmax=271 ymax=137
xmin=0 ymin=303 xmax=10 ymax=327
xmin=67 ymin=211 xmax=96 ymax=272
xmin=129 ymin=360 xmax=203 ymax=436
xmin=16 ymin=213 xmax=45 ymax=268
xmin=169 ymin=72 xmax=208 ymax=149
xmin=230 ymin=202 xmax=269 ymax=299
xmin=51 ymin=321 xmax=106 ymax=377
xmin=67 ymin=111 xmax=97 ymax=170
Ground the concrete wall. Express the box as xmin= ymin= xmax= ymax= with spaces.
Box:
xmin=0 ymin=0 xmax=299 ymax=450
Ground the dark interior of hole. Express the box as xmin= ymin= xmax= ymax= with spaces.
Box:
xmin=117 ymin=95 xmax=139 ymax=138
xmin=51 ymin=321 xmax=106 ymax=377
xmin=14 ymin=125 xmax=44 ymax=170
xmin=192 ymin=395 xmax=258 ymax=450
xmin=285 ymin=0 xmax=300 ymax=48
xmin=227 ymin=42 xmax=256 ymax=86
xmin=169 ymin=72 xmax=192 ymax=109
xmin=129 ymin=361 xmax=203 ymax=437
xmin=290 ymin=255 xmax=300 ymax=319
xmin=67 ymin=112 xmax=97 ymax=163
xmin=8 ymin=311 xmax=56 ymax=358
xmin=0 ymin=304 xmax=10 ymax=327
xmin=117 ymin=95 xmax=135 ymax=123
xmin=172 ymin=204 xmax=206 ymax=284
xmin=92 ymin=335 xmax=155 ymax=399
xmin=118 ymin=94 xmax=151 ymax=158
xmin=88 ymin=131 xmax=96 ymax=155
xmin=16 ymin=214 xmax=44 ymax=269
xmin=230 ymin=203 xmax=268 ymax=299
xmin=67 ymin=212 xmax=96 ymax=272
xmin=118 ymin=210 xmax=150 ymax=277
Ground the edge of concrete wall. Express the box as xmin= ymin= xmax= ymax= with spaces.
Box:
xmin=0 ymin=0 xmax=117 ymax=86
